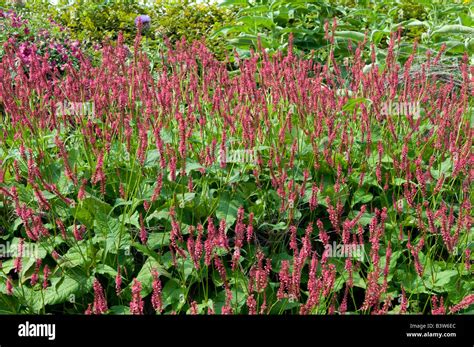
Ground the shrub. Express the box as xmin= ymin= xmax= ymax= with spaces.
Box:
xmin=54 ymin=0 xmax=150 ymax=45
xmin=149 ymin=0 xmax=237 ymax=59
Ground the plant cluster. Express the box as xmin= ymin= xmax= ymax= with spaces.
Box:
xmin=0 ymin=19 xmax=472 ymax=314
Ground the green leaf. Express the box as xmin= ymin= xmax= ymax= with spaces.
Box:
xmin=119 ymin=210 xmax=140 ymax=230
xmin=161 ymin=278 xmax=183 ymax=310
xmin=176 ymin=193 xmax=196 ymax=207
xmin=58 ymin=242 xmax=89 ymax=268
xmin=72 ymin=205 xmax=94 ymax=230
xmin=219 ymin=0 xmax=248 ymax=6
xmin=270 ymin=298 xmax=301 ymax=313
xmin=352 ymin=272 xmax=367 ymax=289
xmin=335 ymin=30 xmax=366 ymax=42
xmin=185 ymin=160 xmax=204 ymax=175
xmin=147 ymin=232 xmax=171 ymax=248
xmin=430 ymin=157 xmax=453 ymax=180
xmin=342 ymin=97 xmax=372 ymax=112
xmin=352 ymin=189 xmax=373 ymax=207
xmin=426 ymin=270 xmax=459 ymax=289
xmin=404 ymin=19 xmax=429 ymax=28
xmin=432 ymin=25 xmax=474 ymax=36
xmin=237 ymin=16 xmax=274 ymax=29
xmin=93 ymin=212 xmax=129 ymax=255
xmin=259 ymin=222 xmax=287 ymax=232
xmin=45 ymin=269 xmax=93 ymax=306
xmin=72 ymin=195 xmax=112 ymax=229
xmin=125 ymin=257 xmax=170 ymax=300
xmin=216 ymin=192 xmax=239 ymax=228
xmin=95 ymin=264 xmax=118 ymax=278
xmin=82 ymin=195 xmax=112 ymax=216
xmin=108 ymin=305 xmax=130 ymax=315
xmin=146 ymin=209 xmax=169 ymax=223
xmin=144 ymin=149 xmax=160 ymax=168
xmin=393 ymin=177 xmax=407 ymax=186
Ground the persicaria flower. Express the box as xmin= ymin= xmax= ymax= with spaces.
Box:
xmin=151 ymin=172 xmax=163 ymax=202
xmin=30 ymin=259 xmax=42 ymax=286
xmin=130 ymin=279 xmax=144 ymax=315
xmin=252 ymin=251 xmax=272 ymax=293
xmin=221 ymin=287 xmax=233 ymax=315
xmin=246 ymin=212 xmax=254 ymax=243
xmin=33 ymin=186 xmax=51 ymax=211
xmin=400 ymin=287 xmax=408 ymax=314
xmin=449 ymin=294 xmax=474 ymax=314
xmin=339 ymin=286 xmax=349 ymax=315
xmin=431 ymin=296 xmax=446 ymax=315
xmin=92 ymin=279 xmax=108 ymax=314
xmin=321 ymin=264 xmax=336 ymax=298
xmin=277 ymin=260 xmax=290 ymax=300
xmin=115 ymin=266 xmax=122 ymax=296
xmin=14 ymin=238 xmax=24 ymax=273
xmin=139 ymin=213 xmax=147 ymax=245
xmin=51 ymin=250 xmax=60 ymax=261
xmin=56 ymin=218 xmax=67 ymax=240
xmin=73 ymin=224 xmax=86 ymax=241
xmin=190 ymin=301 xmax=199 ymax=315
xmin=6 ymin=277 xmax=13 ymax=295
xmin=246 ymin=294 xmax=257 ymax=315
xmin=289 ymin=225 xmax=298 ymax=254
xmin=151 ymin=269 xmax=163 ymax=314
xmin=78 ymin=179 xmax=87 ymax=200
xmin=317 ymin=219 xmax=329 ymax=246
xmin=214 ymin=256 xmax=227 ymax=286
xmin=194 ymin=224 xmax=203 ymax=268
xmin=43 ymin=265 xmax=50 ymax=289
xmin=85 ymin=304 xmax=93 ymax=315
xmin=217 ymin=219 xmax=229 ymax=250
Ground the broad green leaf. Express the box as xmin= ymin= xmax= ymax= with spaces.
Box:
xmin=147 ymin=232 xmax=171 ymax=248
xmin=93 ymin=212 xmax=129 ymax=255
xmin=432 ymin=25 xmax=474 ymax=36
xmin=352 ymin=189 xmax=373 ymax=207
xmin=335 ymin=30 xmax=366 ymax=42
xmin=95 ymin=264 xmax=118 ymax=278
xmin=216 ymin=192 xmax=239 ymax=228
xmin=342 ymin=97 xmax=372 ymax=112
xmin=45 ymin=269 xmax=93 ymax=306
xmin=426 ymin=270 xmax=459 ymax=289
xmin=237 ymin=16 xmax=274 ymax=29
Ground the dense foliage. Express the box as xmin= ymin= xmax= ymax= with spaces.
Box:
xmin=216 ymin=0 xmax=474 ymax=61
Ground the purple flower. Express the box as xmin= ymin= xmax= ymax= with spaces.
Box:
xmin=135 ymin=15 xmax=151 ymax=29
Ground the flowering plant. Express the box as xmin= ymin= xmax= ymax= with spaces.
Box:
xmin=0 ymin=20 xmax=472 ymax=315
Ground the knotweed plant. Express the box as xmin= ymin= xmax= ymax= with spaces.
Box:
xmin=0 ymin=18 xmax=472 ymax=315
